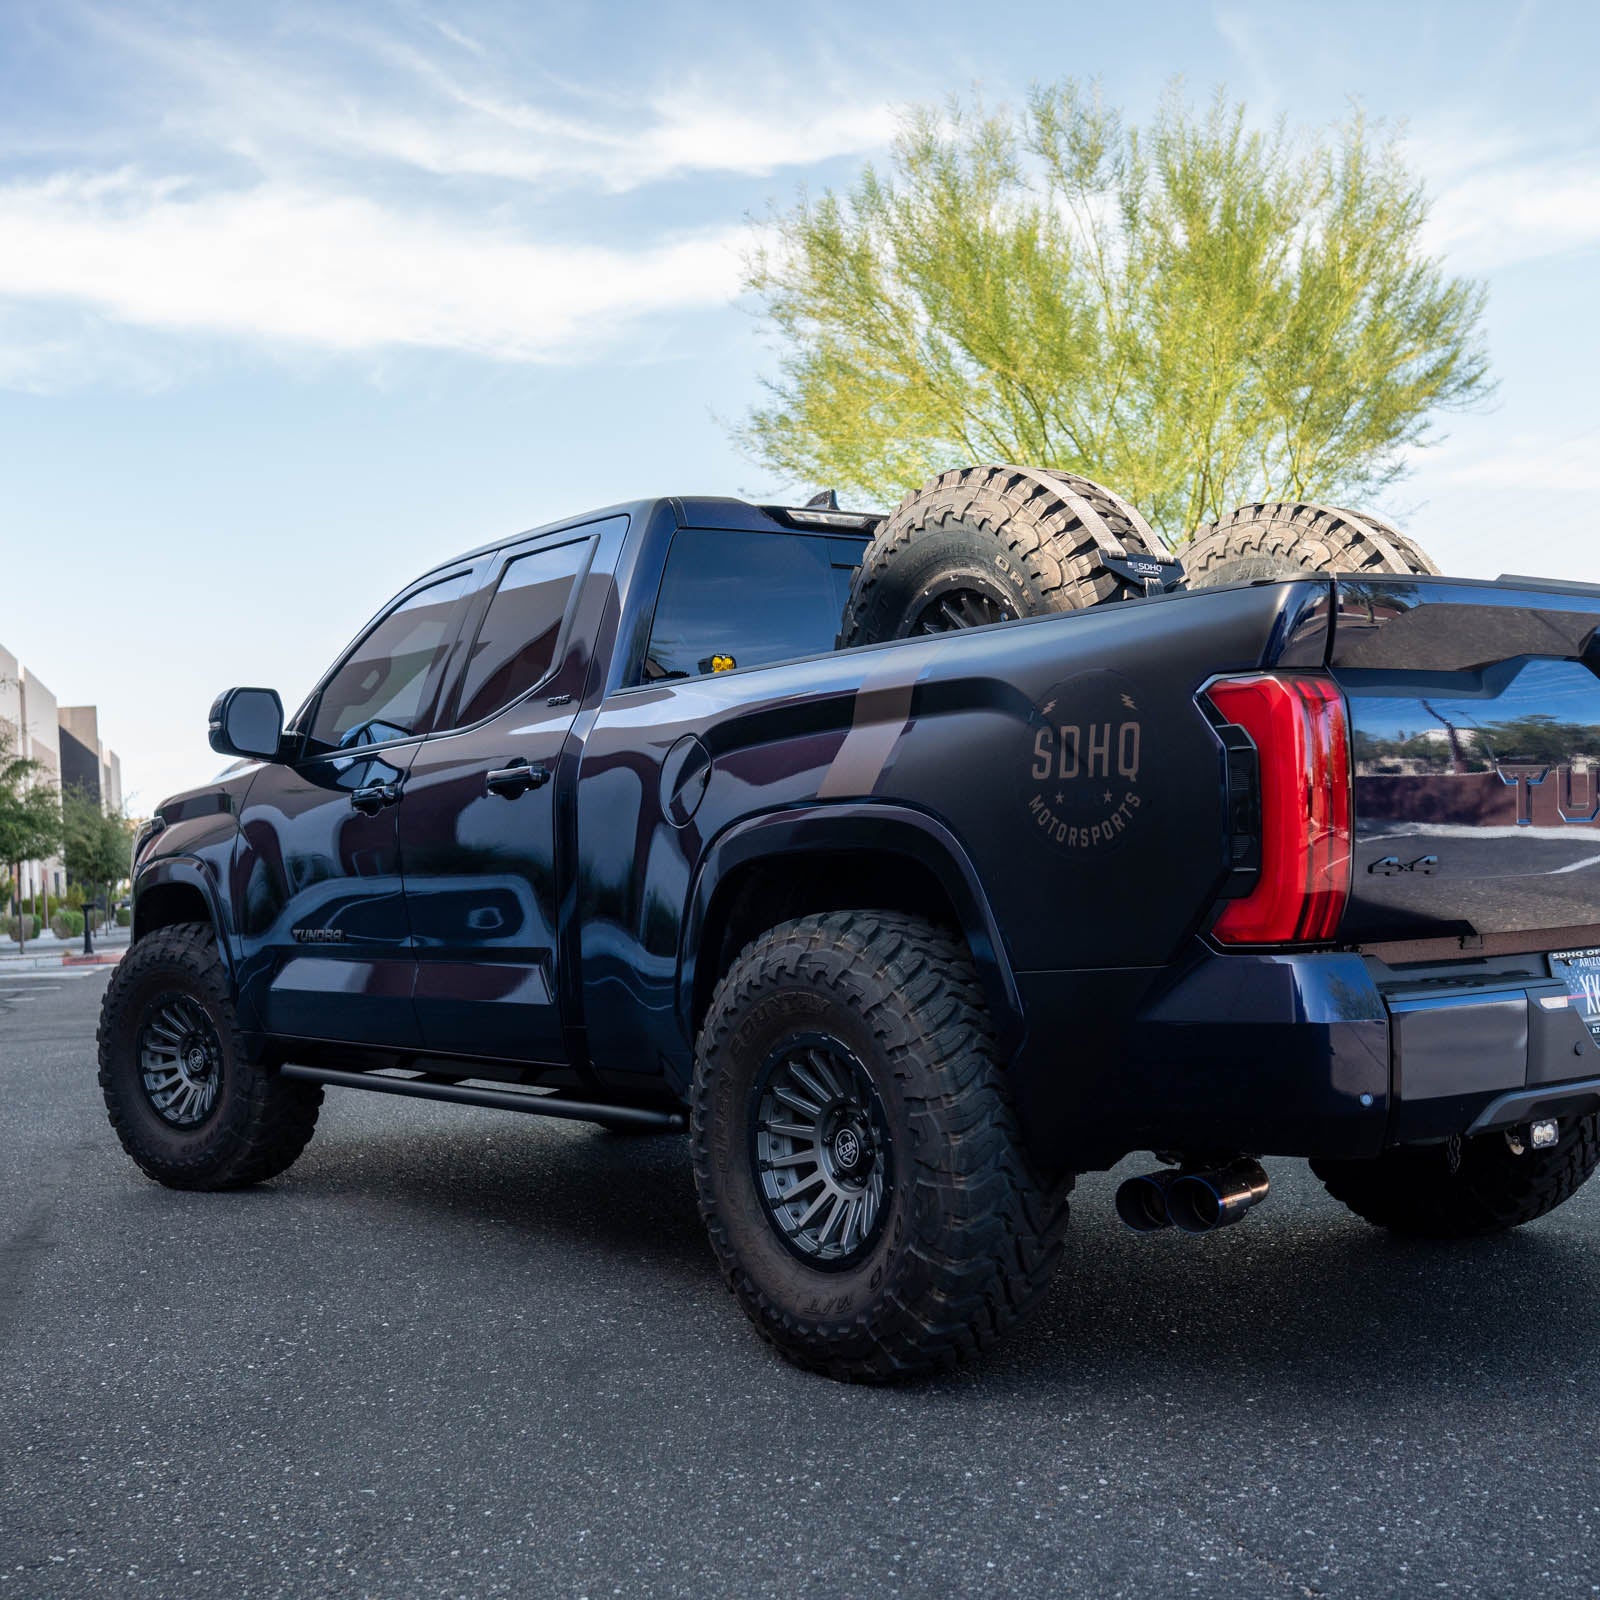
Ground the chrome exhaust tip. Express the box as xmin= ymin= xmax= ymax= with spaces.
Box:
xmin=1165 ymin=1158 xmax=1270 ymax=1235
xmin=1114 ymin=1169 xmax=1179 ymax=1232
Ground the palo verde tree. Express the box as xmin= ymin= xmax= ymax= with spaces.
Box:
xmin=739 ymin=82 xmax=1492 ymax=540
xmin=0 ymin=721 xmax=62 ymax=948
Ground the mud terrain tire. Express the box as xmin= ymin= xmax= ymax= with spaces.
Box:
xmin=1312 ymin=1116 xmax=1600 ymax=1238
xmin=691 ymin=910 xmax=1072 ymax=1382
xmin=1183 ymin=502 xmax=1440 ymax=587
xmin=839 ymin=464 xmax=1172 ymax=645
xmin=98 ymin=923 xmax=322 ymax=1190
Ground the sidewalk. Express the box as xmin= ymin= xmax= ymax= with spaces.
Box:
xmin=0 ymin=925 xmax=131 ymax=971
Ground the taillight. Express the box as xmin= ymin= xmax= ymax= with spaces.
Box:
xmin=1203 ymin=674 xmax=1352 ymax=944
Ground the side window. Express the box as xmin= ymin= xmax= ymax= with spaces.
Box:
xmin=453 ymin=537 xmax=593 ymax=726
xmin=307 ymin=571 xmax=471 ymax=754
xmin=641 ymin=530 xmax=865 ymax=683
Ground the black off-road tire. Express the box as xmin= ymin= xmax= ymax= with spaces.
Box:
xmin=691 ymin=910 xmax=1072 ymax=1382
xmin=839 ymin=464 xmax=1173 ymax=646
xmin=1183 ymin=502 xmax=1440 ymax=588
xmin=98 ymin=923 xmax=322 ymax=1190
xmin=1311 ymin=1116 xmax=1600 ymax=1238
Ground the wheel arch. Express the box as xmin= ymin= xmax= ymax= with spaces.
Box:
xmin=132 ymin=858 xmax=230 ymax=973
xmin=680 ymin=804 xmax=1024 ymax=1055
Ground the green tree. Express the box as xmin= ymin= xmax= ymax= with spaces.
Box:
xmin=739 ymin=82 xmax=1492 ymax=540
xmin=62 ymin=785 xmax=134 ymax=932
xmin=0 ymin=722 xmax=62 ymax=950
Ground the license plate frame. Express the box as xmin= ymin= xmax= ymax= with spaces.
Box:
xmin=1549 ymin=947 xmax=1600 ymax=1038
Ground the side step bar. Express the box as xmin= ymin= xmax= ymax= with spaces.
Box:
xmin=278 ymin=1064 xmax=687 ymax=1132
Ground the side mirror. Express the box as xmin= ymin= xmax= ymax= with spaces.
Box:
xmin=208 ymin=687 xmax=285 ymax=760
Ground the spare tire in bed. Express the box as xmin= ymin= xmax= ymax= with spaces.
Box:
xmin=1182 ymin=501 xmax=1440 ymax=587
xmin=838 ymin=464 xmax=1178 ymax=646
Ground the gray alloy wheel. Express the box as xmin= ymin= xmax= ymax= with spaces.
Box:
xmin=137 ymin=991 xmax=225 ymax=1127
xmin=751 ymin=1033 xmax=894 ymax=1268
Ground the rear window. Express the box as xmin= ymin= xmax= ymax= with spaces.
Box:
xmin=641 ymin=529 xmax=866 ymax=683
xmin=453 ymin=537 xmax=593 ymax=725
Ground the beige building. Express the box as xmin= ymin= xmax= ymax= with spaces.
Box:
xmin=2 ymin=642 xmax=124 ymax=907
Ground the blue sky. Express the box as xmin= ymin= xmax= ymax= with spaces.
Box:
xmin=2 ymin=0 xmax=1597 ymax=810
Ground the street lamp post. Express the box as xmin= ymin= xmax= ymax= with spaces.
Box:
xmin=82 ymin=893 xmax=95 ymax=957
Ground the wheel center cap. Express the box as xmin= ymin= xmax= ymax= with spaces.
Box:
xmin=185 ymin=1045 xmax=208 ymax=1075
xmin=832 ymin=1126 xmax=863 ymax=1174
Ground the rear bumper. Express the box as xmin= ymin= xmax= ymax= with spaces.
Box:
xmin=1385 ymin=975 xmax=1600 ymax=1141
xmin=1007 ymin=944 xmax=1600 ymax=1171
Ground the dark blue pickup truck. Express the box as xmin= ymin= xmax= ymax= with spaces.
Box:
xmin=100 ymin=484 xmax=1600 ymax=1379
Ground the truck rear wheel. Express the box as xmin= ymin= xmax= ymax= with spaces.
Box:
xmin=98 ymin=923 xmax=322 ymax=1190
xmin=838 ymin=464 xmax=1172 ymax=646
xmin=1183 ymin=502 xmax=1440 ymax=587
xmin=691 ymin=910 xmax=1071 ymax=1381
xmin=1311 ymin=1117 xmax=1600 ymax=1238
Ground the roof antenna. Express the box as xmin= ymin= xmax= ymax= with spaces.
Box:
xmin=805 ymin=490 xmax=839 ymax=510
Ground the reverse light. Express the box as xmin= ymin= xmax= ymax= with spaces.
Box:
xmin=1203 ymin=674 xmax=1353 ymax=945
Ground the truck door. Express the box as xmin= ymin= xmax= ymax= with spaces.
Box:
xmin=234 ymin=567 xmax=476 ymax=1046
xmin=398 ymin=525 xmax=609 ymax=1063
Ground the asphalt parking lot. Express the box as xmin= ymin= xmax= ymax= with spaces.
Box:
xmin=4 ymin=968 xmax=1600 ymax=1598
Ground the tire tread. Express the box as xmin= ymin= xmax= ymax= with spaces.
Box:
xmin=1312 ymin=1116 xmax=1600 ymax=1238
xmin=691 ymin=910 xmax=1071 ymax=1382
xmin=1184 ymin=501 xmax=1440 ymax=587
xmin=97 ymin=923 xmax=321 ymax=1190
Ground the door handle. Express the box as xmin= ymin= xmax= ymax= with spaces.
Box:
xmin=486 ymin=760 xmax=549 ymax=798
xmin=350 ymin=781 xmax=401 ymax=815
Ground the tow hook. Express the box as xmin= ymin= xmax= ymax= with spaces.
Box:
xmin=1115 ymin=1158 xmax=1270 ymax=1235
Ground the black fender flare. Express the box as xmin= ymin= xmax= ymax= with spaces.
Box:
xmin=678 ymin=802 xmax=1025 ymax=1055
xmin=132 ymin=855 xmax=235 ymax=981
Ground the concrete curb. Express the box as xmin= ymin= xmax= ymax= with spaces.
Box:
xmin=0 ymin=947 xmax=126 ymax=972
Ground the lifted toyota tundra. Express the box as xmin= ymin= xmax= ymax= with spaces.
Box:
xmin=100 ymin=479 xmax=1600 ymax=1379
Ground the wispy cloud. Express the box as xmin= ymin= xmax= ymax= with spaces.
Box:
xmin=1426 ymin=428 xmax=1600 ymax=494
xmin=84 ymin=7 xmax=899 ymax=194
xmin=1423 ymin=156 xmax=1600 ymax=272
xmin=1401 ymin=114 xmax=1600 ymax=273
xmin=0 ymin=170 xmax=750 ymax=365
xmin=0 ymin=7 xmax=901 ymax=384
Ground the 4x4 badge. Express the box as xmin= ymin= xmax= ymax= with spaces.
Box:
xmin=1368 ymin=855 xmax=1438 ymax=876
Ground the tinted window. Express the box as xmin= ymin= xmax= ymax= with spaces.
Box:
xmin=454 ymin=538 xmax=592 ymax=725
xmin=308 ymin=572 xmax=470 ymax=753
xmin=642 ymin=530 xmax=865 ymax=683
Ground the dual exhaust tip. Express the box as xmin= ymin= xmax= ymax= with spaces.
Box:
xmin=1115 ymin=1158 xmax=1269 ymax=1235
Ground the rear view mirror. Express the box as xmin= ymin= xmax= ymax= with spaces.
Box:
xmin=208 ymin=687 xmax=285 ymax=760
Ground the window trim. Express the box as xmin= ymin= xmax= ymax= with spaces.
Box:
xmin=292 ymin=566 xmax=479 ymax=762
xmin=430 ymin=533 xmax=599 ymax=735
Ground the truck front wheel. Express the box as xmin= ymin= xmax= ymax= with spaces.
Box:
xmin=98 ymin=922 xmax=322 ymax=1190
xmin=1312 ymin=1118 xmax=1600 ymax=1238
xmin=691 ymin=911 xmax=1071 ymax=1381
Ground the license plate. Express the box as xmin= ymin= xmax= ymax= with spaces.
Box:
xmin=1549 ymin=947 xmax=1600 ymax=1038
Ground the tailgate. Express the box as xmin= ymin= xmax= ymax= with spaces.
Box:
xmin=1332 ymin=576 xmax=1600 ymax=944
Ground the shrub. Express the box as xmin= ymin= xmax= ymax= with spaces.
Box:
xmin=51 ymin=909 xmax=85 ymax=939
xmin=116 ymin=907 xmax=131 ymax=928
xmin=5 ymin=915 xmax=37 ymax=943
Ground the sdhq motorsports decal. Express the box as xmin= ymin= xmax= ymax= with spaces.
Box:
xmin=1022 ymin=670 xmax=1147 ymax=854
